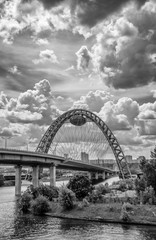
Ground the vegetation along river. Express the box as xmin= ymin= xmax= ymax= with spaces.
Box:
xmin=0 ymin=183 xmax=156 ymax=240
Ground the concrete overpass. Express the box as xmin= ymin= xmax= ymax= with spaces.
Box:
xmin=0 ymin=148 xmax=114 ymax=196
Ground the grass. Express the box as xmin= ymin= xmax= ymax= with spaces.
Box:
xmin=48 ymin=202 xmax=156 ymax=225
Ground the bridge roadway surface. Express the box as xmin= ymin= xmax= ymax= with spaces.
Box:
xmin=0 ymin=148 xmax=113 ymax=174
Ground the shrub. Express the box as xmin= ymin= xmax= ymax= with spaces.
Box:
xmin=26 ymin=185 xmax=39 ymax=199
xmin=59 ymin=186 xmax=76 ymax=210
xmin=87 ymin=190 xmax=103 ymax=203
xmin=37 ymin=185 xmax=58 ymax=201
xmin=142 ymin=186 xmax=156 ymax=205
xmin=135 ymin=177 xmax=146 ymax=196
xmin=118 ymin=181 xmax=127 ymax=192
xmin=18 ymin=192 xmax=33 ymax=213
xmin=31 ymin=195 xmax=51 ymax=215
xmin=122 ymin=202 xmax=133 ymax=212
xmin=67 ymin=175 xmax=93 ymax=200
xmin=95 ymin=184 xmax=110 ymax=195
xmin=120 ymin=209 xmax=131 ymax=222
xmin=25 ymin=184 xmax=59 ymax=201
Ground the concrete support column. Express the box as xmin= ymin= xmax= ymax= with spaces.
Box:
xmin=15 ymin=165 xmax=22 ymax=196
xmin=50 ymin=164 xmax=56 ymax=187
xmin=88 ymin=172 xmax=92 ymax=180
xmin=95 ymin=172 xmax=98 ymax=180
xmin=102 ymin=171 xmax=105 ymax=180
xmin=32 ymin=165 xmax=39 ymax=188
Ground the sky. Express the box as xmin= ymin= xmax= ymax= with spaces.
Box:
xmin=0 ymin=0 xmax=156 ymax=159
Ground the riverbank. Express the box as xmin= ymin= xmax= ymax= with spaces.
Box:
xmin=46 ymin=202 xmax=156 ymax=226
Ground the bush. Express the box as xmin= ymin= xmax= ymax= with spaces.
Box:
xmin=95 ymin=184 xmax=110 ymax=195
xmin=37 ymin=185 xmax=58 ymax=201
xmin=142 ymin=186 xmax=156 ymax=205
xmin=120 ymin=209 xmax=131 ymax=222
xmin=67 ymin=175 xmax=93 ymax=200
xmin=18 ymin=192 xmax=33 ymax=213
xmin=135 ymin=177 xmax=146 ymax=196
xmin=118 ymin=181 xmax=127 ymax=192
xmin=122 ymin=202 xmax=133 ymax=212
xmin=31 ymin=195 xmax=51 ymax=215
xmin=59 ymin=186 xmax=76 ymax=210
xmin=25 ymin=184 xmax=59 ymax=201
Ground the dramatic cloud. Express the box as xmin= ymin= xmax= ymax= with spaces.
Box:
xmin=33 ymin=49 xmax=59 ymax=64
xmin=98 ymin=97 xmax=139 ymax=131
xmin=91 ymin=0 xmax=156 ymax=89
xmin=76 ymin=46 xmax=92 ymax=70
xmin=0 ymin=79 xmax=61 ymax=125
xmin=72 ymin=90 xmax=113 ymax=112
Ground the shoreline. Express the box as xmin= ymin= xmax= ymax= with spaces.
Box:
xmin=46 ymin=212 xmax=156 ymax=227
xmin=44 ymin=202 xmax=156 ymax=227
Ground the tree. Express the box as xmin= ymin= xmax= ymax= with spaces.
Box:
xmin=67 ymin=175 xmax=93 ymax=200
xmin=139 ymin=155 xmax=156 ymax=193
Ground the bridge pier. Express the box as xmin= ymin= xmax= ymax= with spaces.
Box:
xmin=95 ymin=172 xmax=98 ymax=180
xmin=32 ymin=165 xmax=39 ymax=188
xmin=102 ymin=171 xmax=105 ymax=180
xmin=50 ymin=164 xmax=56 ymax=187
xmin=15 ymin=165 xmax=22 ymax=196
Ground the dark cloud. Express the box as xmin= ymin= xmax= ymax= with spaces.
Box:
xmin=22 ymin=0 xmax=147 ymax=27
xmin=22 ymin=0 xmax=64 ymax=9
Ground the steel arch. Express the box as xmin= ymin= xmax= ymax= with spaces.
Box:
xmin=36 ymin=109 xmax=131 ymax=179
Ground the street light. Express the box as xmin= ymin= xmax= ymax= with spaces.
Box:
xmin=1 ymin=136 xmax=12 ymax=149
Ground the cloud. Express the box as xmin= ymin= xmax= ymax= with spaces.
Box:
xmin=0 ymin=127 xmax=13 ymax=137
xmin=91 ymin=0 xmax=156 ymax=89
xmin=0 ymin=79 xmax=61 ymax=125
xmin=98 ymin=97 xmax=139 ymax=130
xmin=76 ymin=46 xmax=91 ymax=70
xmin=0 ymin=91 xmax=8 ymax=109
xmin=33 ymin=49 xmax=59 ymax=64
xmin=72 ymin=90 xmax=113 ymax=112
xmin=34 ymin=38 xmax=49 ymax=45
xmin=137 ymin=101 xmax=156 ymax=122
xmin=8 ymin=65 xmax=21 ymax=75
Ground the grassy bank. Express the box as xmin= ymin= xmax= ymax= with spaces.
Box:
xmin=47 ymin=202 xmax=156 ymax=226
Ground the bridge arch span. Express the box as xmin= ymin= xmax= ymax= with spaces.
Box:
xmin=36 ymin=109 xmax=131 ymax=179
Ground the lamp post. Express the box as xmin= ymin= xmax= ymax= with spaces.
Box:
xmin=1 ymin=136 xmax=12 ymax=149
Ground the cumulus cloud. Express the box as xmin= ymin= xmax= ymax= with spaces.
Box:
xmin=0 ymin=79 xmax=61 ymax=125
xmin=33 ymin=49 xmax=59 ymax=64
xmin=91 ymin=0 xmax=156 ymax=89
xmin=34 ymin=38 xmax=49 ymax=45
xmin=76 ymin=46 xmax=91 ymax=70
xmin=98 ymin=97 xmax=139 ymax=131
xmin=72 ymin=90 xmax=113 ymax=112
xmin=138 ymin=101 xmax=156 ymax=119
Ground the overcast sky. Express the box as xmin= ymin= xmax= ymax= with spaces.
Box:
xmin=0 ymin=0 xmax=156 ymax=159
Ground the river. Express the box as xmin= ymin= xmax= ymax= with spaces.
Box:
xmin=0 ymin=180 xmax=156 ymax=240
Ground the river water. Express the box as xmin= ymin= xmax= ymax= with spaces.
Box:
xmin=0 ymin=181 xmax=156 ymax=240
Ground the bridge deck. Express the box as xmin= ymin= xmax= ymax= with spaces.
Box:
xmin=0 ymin=148 xmax=113 ymax=173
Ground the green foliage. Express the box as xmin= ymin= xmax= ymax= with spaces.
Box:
xmin=122 ymin=202 xmax=133 ymax=212
xmin=118 ymin=181 xmax=127 ymax=191
xmin=95 ymin=184 xmax=110 ymax=195
xmin=59 ymin=186 xmax=76 ymax=210
xmin=140 ymin=156 xmax=156 ymax=193
xmin=18 ymin=192 xmax=33 ymax=213
xmin=135 ymin=177 xmax=146 ymax=195
xmin=26 ymin=184 xmax=58 ymax=201
xmin=31 ymin=195 xmax=51 ymax=215
xmin=142 ymin=186 xmax=156 ymax=205
xmin=67 ymin=175 xmax=93 ymax=200
xmin=120 ymin=209 xmax=131 ymax=222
